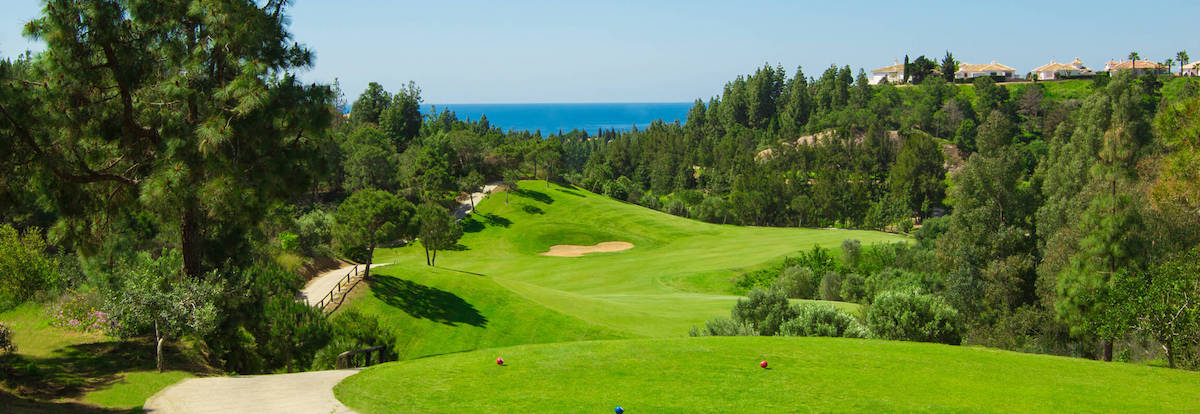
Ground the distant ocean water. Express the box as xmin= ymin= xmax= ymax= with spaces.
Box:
xmin=422 ymin=102 xmax=692 ymax=134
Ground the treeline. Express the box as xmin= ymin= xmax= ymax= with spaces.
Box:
xmin=553 ymin=63 xmax=1075 ymax=229
xmin=604 ymin=63 xmax=1200 ymax=366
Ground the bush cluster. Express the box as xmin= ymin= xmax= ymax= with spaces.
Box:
xmin=779 ymin=304 xmax=870 ymax=339
xmin=698 ymin=286 xmax=962 ymax=346
xmin=865 ymin=290 xmax=962 ymax=345
xmin=773 ymin=266 xmax=816 ymax=299
xmin=731 ymin=288 xmax=795 ymax=336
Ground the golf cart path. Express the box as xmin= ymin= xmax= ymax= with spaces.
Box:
xmin=301 ymin=262 xmax=389 ymax=307
xmin=143 ymin=369 xmax=360 ymax=413
xmin=453 ymin=183 xmax=500 ymax=219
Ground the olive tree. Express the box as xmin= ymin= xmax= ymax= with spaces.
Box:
xmin=105 ymin=250 xmax=221 ymax=372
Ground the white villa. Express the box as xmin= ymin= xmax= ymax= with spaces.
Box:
xmin=1106 ymin=59 xmax=1167 ymax=75
xmin=1031 ymin=57 xmax=1094 ymax=80
xmin=870 ymin=60 xmax=905 ymax=85
xmin=1182 ymin=61 xmax=1200 ymax=76
xmin=955 ymin=61 xmax=1017 ymax=80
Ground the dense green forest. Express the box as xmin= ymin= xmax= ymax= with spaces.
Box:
xmin=3 ymin=0 xmax=1200 ymax=390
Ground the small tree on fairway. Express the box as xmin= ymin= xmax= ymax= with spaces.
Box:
xmin=333 ymin=189 xmax=415 ymax=279
xmin=417 ymin=203 xmax=463 ymax=266
xmin=1176 ymin=51 xmax=1189 ymax=76
xmin=503 ymin=170 xmax=521 ymax=204
xmin=458 ymin=170 xmax=484 ymax=211
xmin=105 ymin=250 xmax=221 ymax=372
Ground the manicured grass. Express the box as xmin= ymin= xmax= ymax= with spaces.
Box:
xmin=337 ymin=336 xmax=1200 ymax=413
xmin=0 ymin=303 xmax=201 ymax=411
xmin=341 ymin=266 xmax=627 ymax=360
xmin=0 ymin=302 xmax=106 ymax=357
xmin=358 ymin=181 xmax=904 ymax=339
xmin=81 ymin=370 xmax=194 ymax=409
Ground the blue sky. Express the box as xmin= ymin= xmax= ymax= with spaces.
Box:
xmin=2 ymin=1 xmax=1198 ymax=103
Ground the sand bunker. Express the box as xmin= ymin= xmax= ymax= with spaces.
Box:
xmin=540 ymin=241 xmax=634 ymax=257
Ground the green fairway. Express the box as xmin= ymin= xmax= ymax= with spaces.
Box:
xmin=348 ymin=180 xmax=903 ymax=342
xmin=337 ymin=336 xmax=1200 ymax=413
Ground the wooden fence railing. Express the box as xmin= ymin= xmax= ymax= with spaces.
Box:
xmin=337 ymin=345 xmax=387 ymax=369
xmin=308 ymin=265 xmax=360 ymax=312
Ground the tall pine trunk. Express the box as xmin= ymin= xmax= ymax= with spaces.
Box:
xmin=1102 ymin=340 xmax=1113 ymax=362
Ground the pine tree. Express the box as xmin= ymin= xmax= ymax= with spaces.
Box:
xmin=1 ymin=0 xmax=333 ymax=278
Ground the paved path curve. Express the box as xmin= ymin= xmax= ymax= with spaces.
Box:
xmin=300 ymin=263 xmax=389 ymax=308
xmin=453 ymin=183 xmax=499 ymax=219
xmin=143 ymin=369 xmax=360 ymax=413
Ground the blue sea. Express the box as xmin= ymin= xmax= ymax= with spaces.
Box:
xmin=423 ymin=102 xmax=692 ymax=134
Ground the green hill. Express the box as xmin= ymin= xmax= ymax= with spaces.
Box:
xmin=324 ymin=180 xmax=1200 ymax=412
xmin=343 ymin=180 xmax=902 ymax=357
xmin=337 ymin=337 xmax=1200 ymax=413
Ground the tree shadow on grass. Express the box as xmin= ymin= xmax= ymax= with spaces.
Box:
xmin=370 ymin=277 xmax=487 ymax=327
xmin=480 ymin=213 xmax=511 ymax=228
xmin=460 ymin=216 xmax=485 ymax=233
xmin=521 ymin=204 xmax=544 ymax=215
xmin=515 ymin=189 xmax=553 ymax=204
xmin=557 ymin=188 xmax=586 ymax=197
xmin=1 ymin=339 xmax=206 ymax=403
xmin=0 ymin=389 xmax=131 ymax=413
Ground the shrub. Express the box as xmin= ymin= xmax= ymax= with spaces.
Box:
xmin=638 ymin=193 xmax=662 ymax=210
xmin=53 ymin=290 xmax=116 ymax=333
xmin=0 ymin=323 xmax=14 ymax=354
xmin=0 ymin=225 xmax=59 ymax=312
xmin=312 ymin=310 xmax=397 ymax=370
xmin=665 ymin=199 xmax=689 ymax=217
xmin=866 ymin=290 xmax=963 ymax=345
xmin=296 ymin=209 xmax=335 ymax=254
xmin=773 ymin=266 xmax=816 ymax=299
xmin=690 ymin=317 xmax=758 ymax=337
xmin=867 ymin=268 xmax=939 ymax=298
xmin=820 ymin=272 xmax=844 ymax=301
xmin=841 ymin=239 xmax=862 ymax=268
xmin=278 ymin=231 xmax=300 ymax=253
xmin=839 ymin=273 xmax=869 ymax=303
xmin=779 ymin=304 xmax=870 ymax=338
xmin=731 ymin=287 xmax=796 ymax=336
xmin=914 ymin=216 xmax=950 ymax=248
xmin=795 ymin=245 xmax=841 ymax=277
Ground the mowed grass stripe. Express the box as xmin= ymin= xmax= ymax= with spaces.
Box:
xmin=337 ymin=336 xmax=1200 ymax=413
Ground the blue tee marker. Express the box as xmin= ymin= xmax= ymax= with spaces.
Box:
xmin=615 ymin=406 xmax=624 ymax=414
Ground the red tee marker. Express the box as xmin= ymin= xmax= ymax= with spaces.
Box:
xmin=760 ymin=360 xmax=768 ymax=369
xmin=496 ymin=357 xmax=505 ymax=365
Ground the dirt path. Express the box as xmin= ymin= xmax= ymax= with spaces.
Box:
xmin=453 ymin=183 xmax=500 ymax=219
xmin=300 ymin=263 xmax=389 ymax=308
xmin=142 ymin=369 xmax=359 ymax=413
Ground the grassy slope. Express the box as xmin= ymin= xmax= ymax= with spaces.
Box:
xmin=0 ymin=303 xmax=197 ymax=411
xmin=349 ymin=180 xmax=903 ymax=342
xmin=338 ymin=337 xmax=1200 ymax=413
xmin=341 ymin=266 xmax=627 ymax=360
